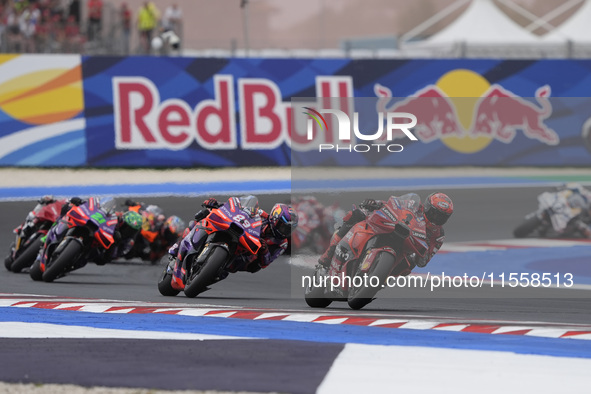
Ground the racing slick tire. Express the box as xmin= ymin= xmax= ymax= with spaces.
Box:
xmin=42 ymin=241 xmax=82 ymax=282
xmin=29 ymin=259 xmax=43 ymax=281
xmin=304 ymin=266 xmax=332 ymax=308
xmin=347 ymin=251 xmax=396 ymax=310
xmin=158 ymin=259 xmax=181 ymax=297
xmin=184 ymin=246 xmax=228 ymax=298
xmin=4 ymin=255 xmax=13 ymax=271
xmin=513 ymin=214 xmax=542 ymax=238
xmin=10 ymin=236 xmax=42 ymax=273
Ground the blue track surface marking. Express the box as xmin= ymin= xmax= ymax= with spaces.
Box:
xmin=0 ymin=176 xmax=582 ymax=200
xmin=1 ymin=307 xmax=590 ymax=359
xmin=421 ymin=245 xmax=591 ymax=285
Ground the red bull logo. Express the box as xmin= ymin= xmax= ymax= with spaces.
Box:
xmin=374 ymin=69 xmax=559 ymax=154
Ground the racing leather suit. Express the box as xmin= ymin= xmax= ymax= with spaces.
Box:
xmin=318 ymin=198 xmax=445 ymax=274
xmin=168 ymin=199 xmax=288 ymax=275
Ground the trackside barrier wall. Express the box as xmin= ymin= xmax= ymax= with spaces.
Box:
xmin=1 ymin=54 xmax=591 ymax=167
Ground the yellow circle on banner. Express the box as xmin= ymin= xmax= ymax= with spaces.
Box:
xmin=436 ymin=69 xmax=493 ymax=154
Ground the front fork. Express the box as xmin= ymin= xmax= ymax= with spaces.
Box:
xmin=358 ymin=247 xmax=397 ymax=275
xmin=12 ymin=223 xmax=33 ymax=257
xmin=170 ymin=226 xmax=208 ymax=290
xmin=38 ymin=220 xmax=70 ymax=269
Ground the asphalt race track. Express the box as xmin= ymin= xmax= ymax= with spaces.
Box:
xmin=1 ymin=188 xmax=590 ymax=321
xmin=1 ymin=187 xmax=591 ymax=392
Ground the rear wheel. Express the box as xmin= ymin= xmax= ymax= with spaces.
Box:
xmin=29 ymin=259 xmax=43 ymax=281
xmin=184 ymin=247 xmax=228 ymax=298
xmin=513 ymin=213 xmax=542 ymax=238
xmin=10 ymin=237 xmax=42 ymax=273
xmin=304 ymin=266 xmax=332 ymax=308
xmin=42 ymin=241 xmax=82 ymax=282
xmin=347 ymin=252 xmax=396 ymax=310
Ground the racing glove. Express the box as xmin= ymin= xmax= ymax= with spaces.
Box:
xmin=360 ymin=199 xmax=383 ymax=211
xmin=202 ymin=198 xmax=220 ymax=209
xmin=38 ymin=195 xmax=55 ymax=205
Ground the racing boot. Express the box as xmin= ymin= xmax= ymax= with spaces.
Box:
xmin=317 ymin=232 xmax=342 ymax=268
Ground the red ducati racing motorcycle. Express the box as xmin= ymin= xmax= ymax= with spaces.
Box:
xmin=158 ymin=196 xmax=262 ymax=298
xmin=5 ymin=199 xmax=66 ymax=273
xmin=305 ymin=193 xmax=428 ymax=310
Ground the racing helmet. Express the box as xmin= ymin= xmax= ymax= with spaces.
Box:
xmin=145 ymin=204 xmax=164 ymax=217
xmin=424 ymin=193 xmax=453 ymax=226
xmin=162 ymin=215 xmax=186 ymax=244
xmin=119 ymin=211 xmax=143 ymax=240
xmin=269 ymin=203 xmax=298 ymax=238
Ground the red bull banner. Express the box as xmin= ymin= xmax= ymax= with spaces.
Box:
xmin=1 ymin=55 xmax=591 ymax=167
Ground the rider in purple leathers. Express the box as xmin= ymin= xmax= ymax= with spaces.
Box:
xmin=168 ymin=197 xmax=297 ymax=283
xmin=35 ymin=197 xmax=142 ymax=268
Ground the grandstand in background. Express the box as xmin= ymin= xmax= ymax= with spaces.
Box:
xmin=1 ymin=0 xmax=590 ymax=58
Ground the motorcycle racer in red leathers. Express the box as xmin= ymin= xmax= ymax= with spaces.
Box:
xmin=318 ymin=193 xmax=453 ymax=274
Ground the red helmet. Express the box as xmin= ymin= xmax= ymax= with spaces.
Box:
xmin=424 ymin=193 xmax=453 ymax=226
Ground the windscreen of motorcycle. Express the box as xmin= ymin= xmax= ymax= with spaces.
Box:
xmin=390 ymin=193 xmax=422 ymax=214
xmin=239 ymin=195 xmax=260 ymax=217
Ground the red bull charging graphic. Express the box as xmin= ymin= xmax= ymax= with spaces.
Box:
xmin=374 ymin=69 xmax=559 ymax=155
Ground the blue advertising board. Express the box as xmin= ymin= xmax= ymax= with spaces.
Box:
xmin=1 ymin=55 xmax=591 ymax=167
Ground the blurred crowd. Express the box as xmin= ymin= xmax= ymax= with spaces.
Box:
xmin=0 ymin=0 xmax=183 ymax=55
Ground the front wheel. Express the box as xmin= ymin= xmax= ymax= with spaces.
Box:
xmin=184 ymin=246 xmax=228 ymax=298
xmin=304 ymin=266 xmax=332 ymax=308
xmin=347 ymin=252 xmax=396 ymax=310
xmin=29 ymin=259 xmax=43 ymax=281
xmin=513 ymin=213 xmax=543 ymax=238
xmin=4 ymin=255 xmax=13 ymax=271
xmin=157 ymin=259 xmax=180 ymax=296
xmin=10 ymin=237 xmax=43 ymax=273
xmin=42 ymin=241 xmax=83 ymax=282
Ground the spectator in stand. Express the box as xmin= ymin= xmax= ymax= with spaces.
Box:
xmin=0 ymin=2 xmax=5 ymax=50
xmin=67 ymin=0 xmax=80 ymax=24
xmin=87 ymin=0 xmax=102 ymax=41
xmin=35 ymin=8 xmax=50 ymax=52
xmin=64 ymin=14 xmax=83 ymax=52
xmin=19 ymin=3 xmax=39 ymax=53
xmin=6 ymin=5 xmax=23 ymax=52
xmin=14 ymin=0 xmax=29 ymax=13
xmin=120 ymin=2 xmax=131 ymax=55
xmin=162 ymin=3 xmax=181 ymax=33
xmin=48 ymin=0 xmax=63 ymax=21
xmin=137 ymin=1 xmax=159 ymax=54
